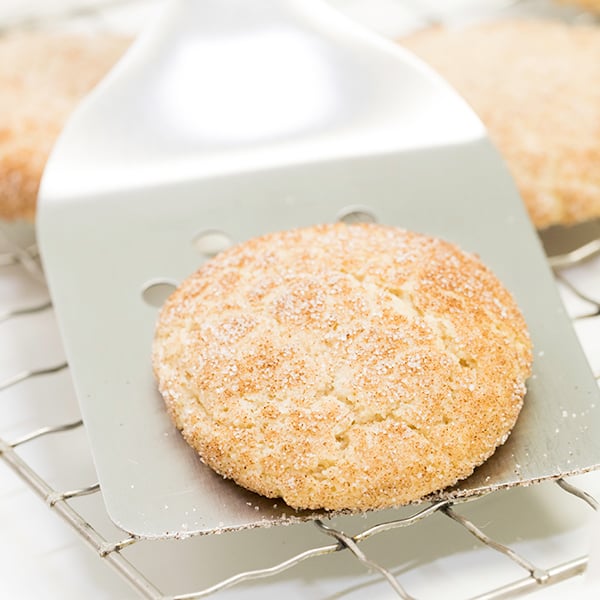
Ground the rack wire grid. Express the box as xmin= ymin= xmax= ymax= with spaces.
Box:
xmin=1 ymin=227 xmax=599 ymax=599
xmin=2 ymin=1 xmax=600 ymax=599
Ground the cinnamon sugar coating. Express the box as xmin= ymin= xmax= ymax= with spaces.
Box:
xmin=153 ymin=223 xmax=532 ymax=511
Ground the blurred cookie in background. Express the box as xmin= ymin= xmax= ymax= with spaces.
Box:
xmin=0 ymin=33 xmax=130 ymax=221
xmin=400 ymin=19 xmax=600 ymax=230
xmin=558 ymin=0 xmax=600 ymax=14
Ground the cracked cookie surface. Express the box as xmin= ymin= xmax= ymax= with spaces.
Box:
xmin=153 ymin=223 xmax=532 ymax=511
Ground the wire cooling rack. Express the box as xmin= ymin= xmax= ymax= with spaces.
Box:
xmin=1 ymin=225 xmax=599 ymax=600
xmin=2 ymin=1 xmax=600 ymax=598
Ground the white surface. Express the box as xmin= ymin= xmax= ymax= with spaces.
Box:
xmin=2 ymin=0 xmax=600 ymax=598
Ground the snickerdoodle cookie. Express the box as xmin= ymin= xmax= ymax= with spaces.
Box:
xmin=0 ymin=33 xmax=129 ymax=221
xmin=153 ymin=223 xmax=532 ymax=511
xmin=401 ymin=20 xmax=600 ymax=229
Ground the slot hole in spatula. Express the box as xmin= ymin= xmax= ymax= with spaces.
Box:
xmin=142 ymin=280 xmax=178 ymax=307
xmin=337 ymin=206 xmax=377 ymax=224
xmin=193 ymin=230 xmax=233 ymax=257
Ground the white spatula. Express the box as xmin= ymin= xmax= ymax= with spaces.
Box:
xmin=37 ymin=0 xmax=600 ymax=539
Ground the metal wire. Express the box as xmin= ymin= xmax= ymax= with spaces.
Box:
xmin=0 ymin=299 xmax=52 ymax=323
xmin=468 ymin=556 xmax=588 ymax=600
xmin=47 ymin=483 xmax=101 ymax=506
xmin=548 ymin=239 xmax=600 ymax=270
xmin=315 ymin=519 xmax=415 ymax=599
xmin=442 ymin=505 xmax=549 ymax=583
xmin=0 ymin=228 xmax=44 ymax=280
xmin=0 ymin=244 xmax=39 ymax=267
xmin=557 ymin=477 xmax=600 ymax=511
xmin=354 ymin=498 xmax=451 ymax=541
xmin=0 ymin=437 xmax=162 ymax=598
xmin=9 ymin=420 xmax=83 ymax=448
xmin=554 ymin=271 xmax=600 ymax=320
xmin=170 ymin=542 xmax=341 ymax=599
xmin=0 ymin=362 xmax=68 ymax=392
